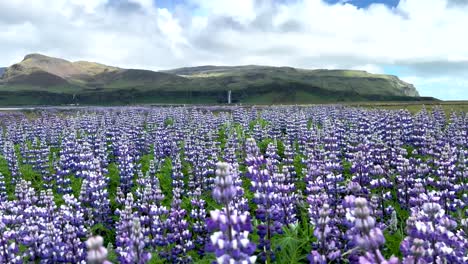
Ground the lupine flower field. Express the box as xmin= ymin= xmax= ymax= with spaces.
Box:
xmin=0 ymin=105 xmax=466 ymax=264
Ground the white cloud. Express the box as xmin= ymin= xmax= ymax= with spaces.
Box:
xmin=0 ymin=0 xmax=467 ymax=99
xmin=188 ymin=0 xmax=257 ymax=23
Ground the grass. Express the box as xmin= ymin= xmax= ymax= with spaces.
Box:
xmin=73 ymin=61 xmax=120 ymax=75
xmin=0 ymin=84 xmax=77 ymax=93
xmin=351 ymin=101 xmax=468 ymax=114
xmin=180 ymin=72 xmax=227 ymax=78
xmin=107 ymin=163 xmax=120 ymax=211
xmin=0 ymin=84 xmax=435 ymax=105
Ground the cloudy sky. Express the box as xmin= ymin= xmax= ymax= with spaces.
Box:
xmin=0 ymin=0 xmax=467 ymax=100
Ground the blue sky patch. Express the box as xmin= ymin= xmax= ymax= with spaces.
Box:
xmin=324 ymin=0 xmax=400 ymax=8
xmin=383 ymin=65 xmax=408 ymax=76
xmin=154 ymin=0 xmax=186 ymax=10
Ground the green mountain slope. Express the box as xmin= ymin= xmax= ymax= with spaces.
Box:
xmin=0 ymin=54 xmax=429 ymax=105
xmin=165 ymin=65 xmax=419 ymax=97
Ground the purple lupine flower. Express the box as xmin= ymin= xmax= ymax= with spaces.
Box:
xmin=57 ymin=194 xmax=87 ymax=263
xmin=213 ymin=162 xmax=237 ymax=205
xmin=350 ymin=149 xmax=372 ymax=197
xmin=19 ymin=205 xmax=51 ymax=261
xmin=165 ymin=197 xmax=193 ymax=263
xmin=125 ymin=218 xmax=152 ymax=264
xmin=116 ymin=193 xmax=152 ymax=264
xmin=116 ymin=193 xmax=136 ymax=260
xmin=0 ymin=229 xmax=22 ymax=264
xmin=4 ymin=140 xmax=20 ymax=185
xmin=0 ymin=197 xmax=22 ymax=264
xmin=249 ymin=164 xmax=282 ymax=261
xmin=14 ymin=179 xmax=37 ymax=211
xmin=282 ymin=143 xmax=297 ymax=183
xmin=207 ymin=162 xmax=256 ymax=264
xmin=265 ymin=142 xmax=280 ymax=171
xmin=147 ymin=203 xmax=168 ymax=248
xmin=94 ymin=132 xmax=109 ymax=174
xmin=229 ymin=162 xmax=250 ymax=214
xmin=115 ymin=186 xmax=126 ymax=207
xmin=117 ymin=141 xmax=136 ymax=194
xmin=272 ymin=167 xmax=298 ymax=226
xmin=0 ymin=172 xmax=7 ymax=202
xmin=369 ymin=164 xmax=394 ymax=222
xmin=308 ymin=203 xmax=341 ymax=263
xmin=163 ymin=165 xmax=193 ymax=263
xmin=401 ymin=202 xmax=466 ymax=263
xmin=352 ymin=197 xmax=399 ymax=264
xmin=190 ymin=187 xmax=208 ymax=256
xmin=171 ymin=154 xmax=185 ymax=194
xmin=135 ymin=171 xmax=168 ymax=251
xmin=55 ymin=154 xmax=72 ymax=194
xmin=75 ymin=138 xmax=95 ymax=179
xmin=86 ymin=236 xmax=110 ymax=264
xmin=34 ymin=139 xmax=52 ymax=189
xmin=395 ymin=157 xmax=416 ymax=210
xmin=79 ymin=158 xmax=111 ymax=226
xmin=433 ymin=144 xmax=460 ymax=212
xmin=247 ymin=139 xmax=282 ymax=262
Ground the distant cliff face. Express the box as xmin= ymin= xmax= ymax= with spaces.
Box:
xmin=0 ymin=53 xmax=425 ymax=105
xmin=166 ymin=66 xmax=421 ymax=97
xmin=386 ymin=75 xmax=420 ymax=97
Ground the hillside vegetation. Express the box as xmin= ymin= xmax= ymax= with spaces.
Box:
xmin=0 ymin=54 xmax=429 ymax=105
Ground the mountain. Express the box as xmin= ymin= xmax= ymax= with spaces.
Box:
xmin=0 ymin=67 xmax=5 ymax=77
xmin=0 ymin=53 xmax=430 ymax=105
xmin=0 ymin=53 xmax=187 ymax=89
xmin=164 ymin=65 xmax=419 ymax=97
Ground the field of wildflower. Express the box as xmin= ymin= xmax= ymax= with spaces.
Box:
xmin=0 ymin=105 xmax=466 ymax=263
